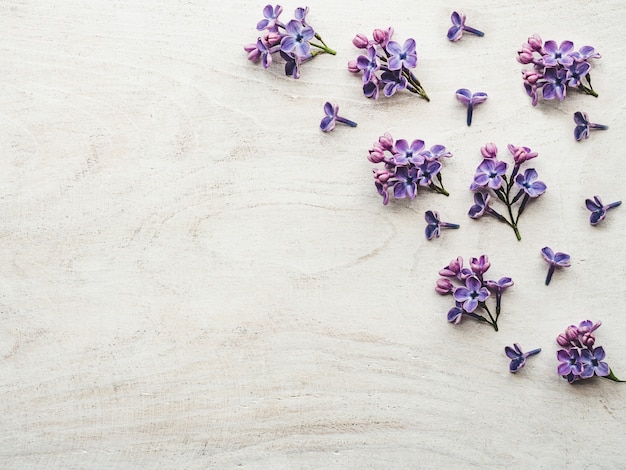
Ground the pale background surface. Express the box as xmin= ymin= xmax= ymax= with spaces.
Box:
xmin=2 ymin=1 xmax=626 ymax=468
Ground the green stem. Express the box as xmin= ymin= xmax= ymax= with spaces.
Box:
xmin=310 ymin=42 xmax=336 ymax=55
xmin=605 ymin=368 xmax=626 ymax=383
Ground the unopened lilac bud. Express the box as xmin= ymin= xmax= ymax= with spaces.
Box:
xmin=517 ymin=51 xmax=534 ymax=65
xmin=263 ymin=31 xmax=281 ymax=47
xmin=378 ymin=132 xmax=394 ymax=150
xmin=522 ymin=70 xmax=540 ymax=84
xmin=352 ymin=33 xmax=369 ymax=49
xmin=436 ymin=278 xmax=454 ymax=295
xmin=347 ymin=59 xmax=359 ymax=73
xmin=565 ymin=326 xmax=580 ymax=343
xmin=373 ymin=28 xmax=393 ymax=46
xmin=556 ymin=334 xmax=571 ymax=347
xmin=373 ymin=168 xmax=391 ymax=183
xmin=527 ymin=33 xmax=543 ymax=52
xmin=244 ymin=43 xmax=261 ymax=62
xmin=581 ymin=332 xmax=595 ymax=348
xmin=480 ymin=142 xmax=498 ymax=159
xmin=368 ymin=148 xmax=385 ymax=164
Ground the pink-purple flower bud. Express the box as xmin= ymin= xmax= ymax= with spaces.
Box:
xmin=565 ymin=326 xmax=580 ymax=343
xmin=352 ymin=33 xmax=369 ymax=49
xmin=527 ymin=33 xmax=543 ymax=52
xmin=581 ymin=332 xmax=596 ymax=348
xmin=347 ymin=59 xmax=359 ymax=73
xmin=517 ymin=51 xmax=534 ymax=65
xmin=368 ymin=148 xmax=385 ymax=164
xmin=373 ymin=168 xmax=391 ymax=184
xmin=436 ymin=278 xmax=454 ymax=295
xmin=378 ymin=132 xmax=395 ymax=151
xmin=263 ymin=31 xmax=281 ymax=47
xmin=556 ymin=334 xmax=571 ymax=347
xmin=522 ymin=70 xmax=541 ymax=85
xmin=373 ymin=27 xmax=393 ymax=46
xmin=480 ymin=142 xmax=498 ymax=159
xmin=244 ymin=43 xmax=261 ymax=62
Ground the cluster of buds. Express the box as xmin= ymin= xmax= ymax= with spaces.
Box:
xmin=244 ymin=5 xmax=336 ymax=79
xmin=517 ymin=34 xmax=601 ymax=106
xmin=368 ymin=133 xmax=451 ymax=205
xmin=348 ymin=28 xmax=429 ymax=101
xmin=436 ymin=255 xmax=513 ymax=332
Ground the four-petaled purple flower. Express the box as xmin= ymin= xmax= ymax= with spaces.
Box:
xmin=392 ymin=167 xmax=419 ymax=199
xmin=573 ymin=111 xmax=609 ymax=141
xmin=505 ymin=344 xmax=541 ymax=373
xmin=455 ymin=89 xmax=488 ymax=126
xmin=447 ymin=11 xmax=484 ymax=42
xmin=356 ymin=46 xmax=380 ymax=83
xmin=416 ymin=160 xmax=442 ymax=186
xmin=280 ymin=19 xmax=315 ymax=58
xmin=453 ymin=276 xmax=490 ymax=313
xmin=468 ymin=191 xmax=491 ymax=218
xmin=424 ymin=210 xmax=460 ymax=240
xmin=541 ymin=40 xmax=574 ymax=67
xmin=470 ymin=159 xmax=508 ymax=191
xmin=515 ymin=168 xmax=546 ymax=198
xmin=421 ymin=145 xmax=452 ymax=161
xmin=541 ymin=246 xmax=571 ymax=285
xmin=386 ymin=38 xmax=418 ymax=70
xmin=320 ymin=102 xmax=357 ymax=133
xmin=580 ymin=347 xmax=610 ymax=379
xmin=541 ymin=67 xmax=568 ymax=100
xmin=557 ymin=349 xmax=583 ymax=378
xmin=381 ymin=70 xmax=408 ymax=97
xmin=585 ymin=195 xmax=621 ymax=226
xmin=256 ymin=4 xmax=284 ymax=32
xmin=393 ymin=139 xmax=425 ymax=165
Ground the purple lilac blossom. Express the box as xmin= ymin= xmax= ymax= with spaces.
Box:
xmin=393 ymin=139 xmax=425 ymax=165
xmin=505 ymin=344 xmax=541 ymax=373
xmin=453 ymin=276 xmax=490 ymax=313
xmin=574 ymin=111 xmax=608 ymax=141
xmin=515 ymin=168 xmax=546 ymax=197
xmin=356 ymin=46 xmax=380 ymax=83
xmin=455 ymin=88 xmax=488 ymax=126
xmin=566 ymin=61 xmax=591 ymax=87
xmin=469 ymin=255 xmax=490 ymax=276
xmin=392 ymin=167 xmax=419 ymax=199
xmin=585 ymin=195 xmax=621 ymax=225
xmin=507 ymin=144 xmax=537 ymax=165
xmin=420 ymin=145 xmax=452 ymax=161
xmin=468 ymin=192 xmax=491 ymax=218
xmin=541 ymin=68 xmax=568 ymax=100
xmin=256 ymin=4 xmax=284 ymax=32
xmin=541 ymin=247 xmax=571 ymax=285
xmin=580 ymin=347 xmax=610 ymax=378
xmin=470 ymin=159 xmax=507 ymax=191
xmin=386 ymin=38 xmax=418 ymax=70
xmin=557 ymin=349 xmax=583 ymax=377
xmin=417 ymin=160 xmax=442 ymax=186
xmin=281 ymin=19 xmax=315 ymax=58
xmin=381 ymin=70 xmax=408 ymax=97
xmin=541 ymin=40 xmax=574 ymax=67
xmin=447 ymin=11 xmax=484 ymax=42
xmin=424 ymin=210 xmax=459 ymax=240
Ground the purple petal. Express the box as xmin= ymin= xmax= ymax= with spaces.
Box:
xmin=320 ymin=116 xmax=335 ymax=132
xmin=386 ymin=40 xmax=402 ymax=55
xmin=464 ymin=298 xmax=478 ymax=313
xmin=574 ymin=125 xmax=589 ymax=141
xmin=451 ymin=11 xmax=463 ymax=26
xmin=425 ymin=224 xmax=440 ymax=240
xmin=425 ymin=210 xmax=440 ymax=225
xmin=447 ymin=306 xmax=463 ymax=324
xmin=455 ymin=88 xmax=472 ymax=104
xmin=467 ymin=276 xmax=482 ymax=292
xmin=447 ymin=25 xmax=462 ymax=41
xmin=541 ymin=246 xmax=555 ymax=261
xmin=505 ymin=346 xmax=519 ymax=359
xmin=553 ymin=253 xmax=570 ymax=266
xmin=323 ymin=102 xmax=335 ymax=117
xmin=471 ymin=92 xmax=488 ymax=104
xmin=453 ymin=287 xmax=470 ymax=302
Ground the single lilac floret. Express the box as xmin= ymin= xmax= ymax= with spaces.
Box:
xmin=585 ymin=195 xmax=621 ymax=225
xmin=420 ymin=145 xmax=452 ymax=161
xmin=386 ymin=38 xmax=418 ymax=70
xmin=515 ymin=168 xmax=546 ymax=198
xmin=280 ymin=19 xmax=315 ymax=58
xmin=541 ymin=246 xmax=571 ymax=285
xmin=573 ymin=111 xmax=608 ymax=141
xmin=468 ymin=191 xmax=491 ymax=218
xmin=542 ymin=68 xmax=568 ymax=101
xmin=470 ymin=159 xmax=508 ymax=191
xmin=456 ymin=89 xmax=488 ymax=126
xmin=320 ymin=102 xmax=357 ymax=133
xmin=557 ymin=349 xmax=583 ymax=377
xmin=580 ymin=347 xmax=610 ymax=379
xmin=356 ymin=46 xmax=380 ymax=83
xmin=424 ymin=210 xmax=460 ymax=240
xmin=392 ymin=167 xmax=419 ymax=200
xmin=256 ymin=4 xmax=284 ymax=32
xmin=393 ymin=139 xmax=425 ymax=165
xmin=542 ymin=40 xmax=574 ymax=67
xmin=505 ymin=343 xmax=541 ymax=373
xmin=381 ymin=70 xmax=408 ymax=97
xmin=453 ymin=275 xmax=489 ymax=313
xmin=417 ymin=160 xmax=442 ymax=186
xmin=566 ymin=61 xmax=590 ymax=87
xmin=447 ymin=11 xmax=484 ymax=42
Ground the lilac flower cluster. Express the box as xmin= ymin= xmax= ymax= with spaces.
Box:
xmin=517 ymin=34 xmax=601 ymax=106
xmin=436 ymin=255 xmax=513 ymax=331
xmin=556 ymin=320 xmax=624 ymax=384
xmin=348 ymin=28 xmax=429 ymax=101
xmin=244 ymin=5 xmax=336 ymax=79
xmin=468 ymin=143 xmax=546 ymax=241
xmin=368 ymin=133 xmax=452 ymax=205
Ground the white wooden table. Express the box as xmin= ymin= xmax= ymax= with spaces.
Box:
xmin=2 ymin=1 xmax=626 ymax=467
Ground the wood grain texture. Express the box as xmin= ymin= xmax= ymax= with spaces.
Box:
xmin=1 ymin=0 xmax=626 ymax=468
